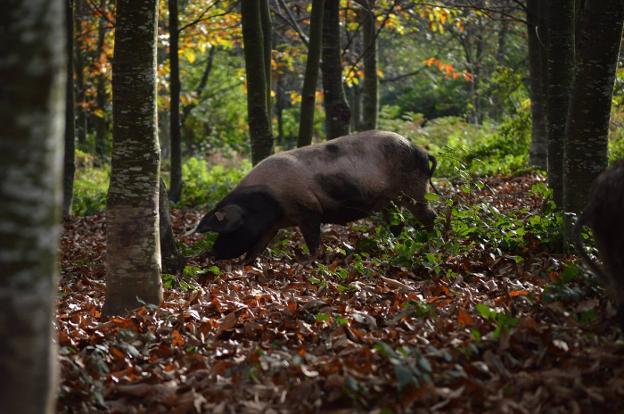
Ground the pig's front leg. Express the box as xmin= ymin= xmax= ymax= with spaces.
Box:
xmin=243 ymin=229 xmax=278 ymax=265
xmin=402 ymin=198 xmax=436 ymax=229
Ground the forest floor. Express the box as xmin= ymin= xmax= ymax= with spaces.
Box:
xmin=57 ymin=172 xmax=624 ymax=413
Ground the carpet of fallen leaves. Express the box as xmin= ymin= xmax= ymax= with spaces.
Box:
xmin=57 ymin=173 xmax=624 ymax=413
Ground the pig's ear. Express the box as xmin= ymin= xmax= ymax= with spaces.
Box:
xmin=196 ymin=204 xmax=244 ymax=233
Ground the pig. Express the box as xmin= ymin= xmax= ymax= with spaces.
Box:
xmin=195 ymin=130 xmax=437 ymax=263
xmin=574 ymin=161 xmax=624 ymax=328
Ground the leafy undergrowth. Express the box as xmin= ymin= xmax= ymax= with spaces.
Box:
xmin=58 ymin=173 xmax=624 ymax=413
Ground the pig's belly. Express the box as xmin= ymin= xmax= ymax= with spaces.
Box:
xmin=320 ymin=197 xmax=389 ymax=225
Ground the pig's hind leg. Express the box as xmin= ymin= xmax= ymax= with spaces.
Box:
xmin=298 ymin=214 xmax=322 ymax=258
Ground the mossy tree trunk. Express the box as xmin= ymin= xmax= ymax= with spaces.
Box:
xmin=563 ymin=1 xmax=624 ymax=233
xmin=104 ymin=0 xmax=162 ymax=316
xmin=0 ymin=0 xmax=65 ymax=411
xmin=64 ymin=0 xmax=76 ymax=216
xmin=297 ymin=0 xmax=325 ymax=147
xmin=241 ymin=0 xmax=273 ymax=164
xmin=527 ymin=0 xmax=548 ymax=169
xmin=168 ymin=0 xmax=183 ymax=203
xmin=321 ymin=0 xmax=351 ymax=139
xmin=544 ymin=0 xmax=575 ymax=208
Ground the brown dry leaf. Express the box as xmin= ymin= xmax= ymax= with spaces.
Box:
xmin=216 ymin=311 xmax=237 ymax=336
xmin=457 ymin=308 xmax=474 ymax=326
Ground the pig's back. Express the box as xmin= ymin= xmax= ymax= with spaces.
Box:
xmin=238 ymin=130 xmax=424 ymax=219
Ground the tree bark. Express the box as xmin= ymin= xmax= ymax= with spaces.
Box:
xmin=276 ymin=74 xmax=287 ymax=145
xmin=168 ymin=0 xmax=183 ymax=203
xmin=104 ymin=0 xmax=162 ymax=316
xmin=160 ymin=179 xmax=185 ymax=274
xmin=241 ymin=0 xmax=273 ymax=165
xmin=74 ymin=0 xmax=87 ymax=146
xmin=260 ymin=0 xmax=273 ymax=120
xmin=544 ymin=1 xmax=575 ymax=207
xmin=361 ymin=0 xmax=378 ymax=130
xmin=321 ymin=0 xmax=351 ymax=139
xmin=563 ymin=1 xmax=624 ymax=216
xmin=297 ymin=0 xmax=325 ymax=147
xmin=349 ymin=85 xmax=362 ymax=131
xmin=64 ymin=0 xmax=76 ymax=216
xmin=527 ymin=0 xmax=548 ymax=169
xmin=95 ymin=0 xmax=108 ymax=160
xmin=0 ymin=0 xmax=65 ymax=412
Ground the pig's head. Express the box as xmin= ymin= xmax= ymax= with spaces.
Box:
xmin=195 ymin=187 xmax=283 ymax=260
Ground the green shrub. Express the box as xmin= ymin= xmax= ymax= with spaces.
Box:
xmin=179 ymin=157 xmax=251 ymax=208
xmin=437 ymin=106 xmax=531 ymax=177
xmin=609 ymin=135 xmax=624 ymax=164
xmin=72 ymin=163 xmax=109 ymax=216
xmin=71 ymin=155 xmax=251 ymax=215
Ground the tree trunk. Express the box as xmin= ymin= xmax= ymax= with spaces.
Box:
xmin=321 ymin=0 xmax=351 ymax=139
xmin=260 ymin=0 xmax=273 ymax=120
xmin=361 ymin=0 xmax=378 ymax=130
xmin=181 ymin=46 xmax=216 ymax=125
xmin=160 ymin=179 xmax=185 ymax=274
xmin=276 ymin=74 xmax=286 ymax=145
xmin=168 ymin=0 xmax=183 ymax=203
xmin=64 ymin=0 xmax=76 ymax=217
xmin=104 ymin=0 xmax=162 ymax=316
xmin=544 ymin=0 xmax=575 ymax=207
xmin=74 ymin=0 xmax=87 ymax=146
xmin=0 ymin=0 xmax=65 ymax=412
xmin=349 ymin=85 xmax=362 ymax=131
xmin=527 ymin=0 xmax=548 ymax=169
xmin=95 ymin=0 xmax=108 ymax=160
xmin=297 ymin=0 xmax=325 ymax=147
xmin=563 ymin=2 xmax=624 ymax=216
xmin=241 ymin=0 xmax=273 ymax=165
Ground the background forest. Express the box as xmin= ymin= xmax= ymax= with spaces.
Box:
xmin=3 ymin=0 xmax=624 ymax=413
xmin=69 ymin=0 xmax=622 ymax=216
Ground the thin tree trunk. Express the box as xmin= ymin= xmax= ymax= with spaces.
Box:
xmin=298 ymin=0 xmax=325 ymax=147
xmin=64 ymin=0 xmax=76 ymax=216
xmin=260 ymin=0 xmax=273 ymax=121
xmin=276 ymin=74 xmax=286 ymax=145
xmin=0 ymin=0 xmax=65 ymax=412
xmin=241 ymin=0 xmax=273 ymax=165
xmin=321 ymin=0 xmax=351 ymax=139
xmin=168 ymin=0 xmax=183 ymax=203
xmin=527 ymin=0 xmax=547 ymax=169
xmin=104 ymin=0 xmax=162 ymax=316
xmin=349 ymin=85 xmax=362 ymax=131
xmin=160 ymin=179 xmax=185 ymax=274
xmin=564 ymin=2 xmax=624 ymax=216
xmin=181 ymin=46 xmax=216 ymax=125
xmin=361 ymin=0 xmax=378 ymax=130
xmin=544 ymin=0 xmax=575 ymax=208
xmin=74 ymin=0 xmax=87 ymax=146
xmin=496 ymin=16 xmax=508 ymax=66
xmin=95 ymin=0 xmax=108 ymax=160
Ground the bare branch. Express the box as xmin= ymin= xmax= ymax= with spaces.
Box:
xmin=273 ymin=0 xmax=310 ymax=47
xmin=178 ymin=1 xmax=238 ymax=33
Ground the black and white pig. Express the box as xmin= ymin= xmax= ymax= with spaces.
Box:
xmin=195 ymin=130 xmax=437 ymax=262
